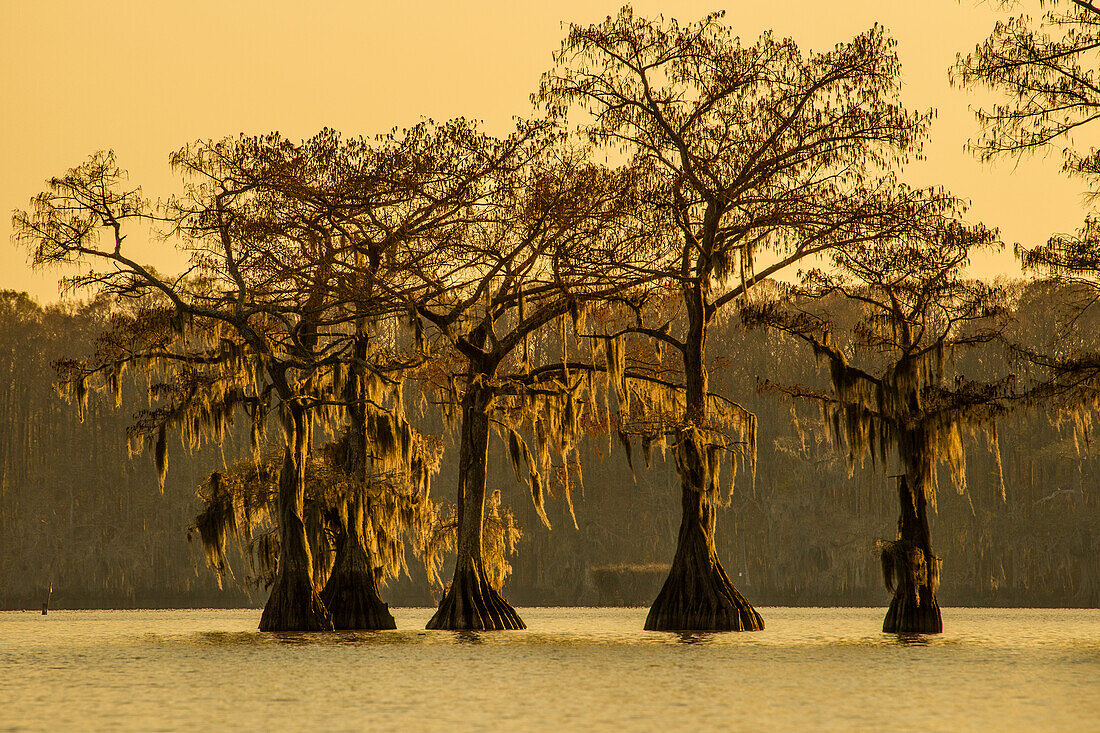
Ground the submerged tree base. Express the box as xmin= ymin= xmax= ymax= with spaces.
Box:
xmin=883 ymin=588 xmax=942 ymax=634
xmin=647 ymin=491 xmax=764 ymax=632
xmin=259 ymin=572 xmax=333 ymax=632
xmin=320 ymin=548 xmax=396 ymax=631
xmin=426 ymin=564 xmax=525 ymax=630
xmin=645 ymin=560 xmax=764 ymax=632
xmin=321 ymin=572 xmax=396 ymax=631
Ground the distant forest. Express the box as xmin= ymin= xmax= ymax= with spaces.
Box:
xmin=3 ymin=286 xmax=1094 ymax=611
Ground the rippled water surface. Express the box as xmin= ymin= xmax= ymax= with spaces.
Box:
xmin=1 ymin=607 xmax=1097 ymax=731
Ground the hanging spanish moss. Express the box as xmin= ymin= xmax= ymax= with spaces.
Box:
xmin=191 ymin=408 xmax=445 ymax=627
xmin=586 ymin=296 xmax=764 ymax=632
xmin=747 ymin=206 xmax=1025 ymax=633
xmin=407 ymin=133 xmax=650 ymax=630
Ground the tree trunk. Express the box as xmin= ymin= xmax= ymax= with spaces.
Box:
xmin=320 ymin=497 xmax=396 ymax=630
xmin=427 ymin=382 xmax=525 ymax=630
xmin=883 ymin=437 xmax=942 ymax=634
xmin=645 ymin=434 xmax=764 ymax=631
xmin=647 ymin=289 xmax=762 ymax=631
xmin=259 ymin=404 xmax=333 ymax=632
xmin=319 ymin=335 xmax=397 ymax=630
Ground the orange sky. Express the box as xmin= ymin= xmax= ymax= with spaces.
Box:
xmin=2 ymin=0 xmax=1092 ymax=303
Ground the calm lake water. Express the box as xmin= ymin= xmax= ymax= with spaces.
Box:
xmin=1 ymin=607 xmax=1097 ymax=731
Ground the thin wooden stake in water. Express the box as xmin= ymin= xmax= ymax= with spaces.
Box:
xmin=41 ymin=583 xmax=52 ymax=615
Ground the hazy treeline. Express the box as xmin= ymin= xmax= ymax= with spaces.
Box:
xmin=2 ymin=286 xmax=1094 ymax=610
xmin=0 ymin=292 xmax=258 ymax=609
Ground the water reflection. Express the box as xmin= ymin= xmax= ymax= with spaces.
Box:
xmin=190 ymin=629 xmax=425 ymax=647
xmin=160 ymin=623 xmax=948 ymax=650
xmin=891 ymin=633 xmax=931 ymax=646
xmin=3 ymin=608 xmax=1096 ymax=732
xmin=674 ymin=632 xmax=715 ymax=645
xmin=442 ymin=630 xmax=480 ymax=645
xmin=268 ymin=632 xmax=322 ymax=645
xmin=196 ymin=631 xmax=260 ymax=646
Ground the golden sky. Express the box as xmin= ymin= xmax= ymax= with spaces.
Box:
xmin=2 ymin=0 xmax=1092 ymax=302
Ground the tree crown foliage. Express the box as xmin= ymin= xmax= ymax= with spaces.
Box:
xmin=539 ymin=6 xmax=933 ymax=315
xmin=954 ymin=0 xmax=1100 ymax=162
xmin=745 ymin=208 xmax=1014 ymax=502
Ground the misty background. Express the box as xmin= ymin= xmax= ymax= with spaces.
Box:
xmin=2 ymin=286 xmax=1094 ymax=611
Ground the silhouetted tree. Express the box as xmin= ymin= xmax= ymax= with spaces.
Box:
xmin=12 ymin=133 xmax=431 ymax=631
xmin=171 ymin=129 xmax=454 ymax=630
xmin=954 ymin=0 xmax=1100 ymax=161
xmin=746 ymin=200 xmax=1015 ymax=633
xmin=539 ymin=7 xmax=935 ymax=631
xmin=392 ymin=121 xmax=655 ymax=629
xmin=955 ymin=0 xmax=1100 ymax=483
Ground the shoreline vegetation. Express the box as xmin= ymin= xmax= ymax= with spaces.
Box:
xmin=5 ymin=5 xmax=1100 ymax=633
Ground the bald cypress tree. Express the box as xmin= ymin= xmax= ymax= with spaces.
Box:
xmin=746 ymin=198 xmax=1016 ymax=633
xmin=539 ymin=7 xmax=935 ymax=631
xmin=385 ymin=121 xmax=656 ymax=630
xmin=12 ymin=131 xmax=435 ymax=630
xmin=954 ymin=0 xmax=1100 ymax=161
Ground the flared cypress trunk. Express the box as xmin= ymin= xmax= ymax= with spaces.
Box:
xmin=319 ymin=334 xmax=396 ymax=630
xmin=646 ymin=434 xmax=764 ymax=631
xmin=883 ymin=430 xmax=942 ymax=634
xmin=427 ymin=380 xmax=525 ymax=630
xmin=320 ymin=497 xmax=396 ymax=630
xmin=647 ymin=293 xmax=762 ymax=631
xmin=259 ymin=403 xmax=333 ymax=632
